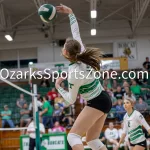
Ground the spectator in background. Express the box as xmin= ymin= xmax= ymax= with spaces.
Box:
xmin=29 ymin=96 xmax=43 ymax=113
xmin=62 ymin=114 xmax=74 ymax=129
xmin=109 ymin=69 xmax=117 ymax=89
xmin=27 ymin=117 xmax=45 ymax=150
xmin=103 ymin=74 xmax=112 ymax=90
xmin=53 ymin=103 xmax=64 ymax=122
xmin=112 ymin=79 xmax=117 ymax=90
xmin=136 ymin=72 xmax=147 ymax=86
xmin=40 ymin=77 xmax=50 ymax=87
xmin=48 ymin=121 xmax=65 ymax=133
xmin=114 ymin=86 xmax=124 ymax=99
xmin=135 ymin=97 xmax=148 ymax=115
xmin=16 ymin=94 xmax=27 ymax=109
xmin=122 ymin=81 xmax=129 ymax=93
xmin=104 ymin=122 xmax=119 ymax=150
xmin=116 ymin=99 xmax=126 ymax=122
xmin=143 ymin=57 xmax=150 ymax=71
xmin=124 ymin=87 xmax=136 ymax=102
xmin=40 ymin=95 xmax=54 ymax=129
xmin=130 ymin=80 xmax=141 ymax=96
xmin=107 ymin=90 xmax=117 ymax=108
xmin=99 ymin=131 xmax=106 ymax=144
xmin=47 ymin=88 xmax=58 ymax=106
xmin=20 ymin=103 xmax=31 ymax=127
xmin=1 ymin=105 xmax=15 ymax=128
xmin=54 ymin=93 xmax=64 ymax=105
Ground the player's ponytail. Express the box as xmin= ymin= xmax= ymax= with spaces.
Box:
xmin=76 ymin=47 xmax=102 ymax=71
xmin=64 ymin=39 xmax=102 ymax=71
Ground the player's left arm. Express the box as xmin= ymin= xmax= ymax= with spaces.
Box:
xmin=57 ymin=82 xmax=80 ymax=106
xmin=56 ymin=4 xmax=85 ymax=52
xmin=69 ymin=13 xmax=85 ymax=52
xmin=56 ymin=73 xmax=82 ymax=106
xmin=137 ymin=112 xmax=150 ymax=134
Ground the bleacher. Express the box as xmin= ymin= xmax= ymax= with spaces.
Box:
xmin=0 ymin=70 xmax=150 ymax=150
xmin=0 ymin=71 xmax=150 ymax=126
xmin=0 ymin=84 xmax=54 ymax=126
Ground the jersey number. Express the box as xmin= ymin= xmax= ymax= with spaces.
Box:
xmin=128 ymin=121 xmax=130 ymax=127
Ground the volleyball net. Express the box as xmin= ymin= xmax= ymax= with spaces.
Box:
xmin=0 ymin=75 xmax=41 ymax=150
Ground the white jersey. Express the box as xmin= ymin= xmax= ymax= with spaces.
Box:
xmin=27 ymin=121 xmax=45 ymax=139
xmin=105 ymin=128 xmax=119 ymax=140
xmin=58 ymin=14 xmax=104 ymax=106
xmin=123 ymin=110 xmax=150 ymax=144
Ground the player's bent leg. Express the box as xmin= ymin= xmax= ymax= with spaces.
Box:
xmin=68 ymin=106 xmax=105 ymax=150
xmin=86 ymin=114 xmax=107 ymax=150
xmin=86 ymin=114 xmax=107 ymax=141
xmin=133 ymin=145 xmax=145 ymax=150
xmin=130 ymin=146 xmax=134 ymax=150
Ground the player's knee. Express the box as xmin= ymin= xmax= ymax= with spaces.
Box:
xmin=67 ymin=133 xmax=82 ymax=147
xmin=87 ymin=139 xmax=106 ymax=150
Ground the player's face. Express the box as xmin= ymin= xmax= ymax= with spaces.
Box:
xmin=123 ymin=99 xmax=132 ymax=111
xmin=62 ymin=43 xmax=69 ymax=58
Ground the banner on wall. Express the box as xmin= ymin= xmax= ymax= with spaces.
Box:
xmin=117 ymin=41 xmax=137 ymax=60
xmin=20 ymin=133 xmax=68 ymax=150
xmin=101 ymin=60 xmax=120 ymax=70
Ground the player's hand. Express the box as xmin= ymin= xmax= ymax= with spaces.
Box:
xmin=116 ymin=143 xmax=120 ymax=149
xmin=55 ymin=77 xmax=65 ymax=89
xmin=56 ymin=4 xmax=73 ymax=14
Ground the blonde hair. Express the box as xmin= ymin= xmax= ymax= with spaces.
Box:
xmin=125 ymin=98 xmax=134 ymax=103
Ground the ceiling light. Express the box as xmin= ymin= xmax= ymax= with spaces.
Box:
xmin=29 ymin=62 xmax=33 ymax=65
xmin=5 ymin=34 xmax=13 ymax=41
xmin=91 ymin=10 xmax=97 ymax=18
xmin=91 ymin=29 xmax=96 ymax=36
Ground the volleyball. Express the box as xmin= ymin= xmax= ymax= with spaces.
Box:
xmin=38 ymin=4 xmax=57 ymax=23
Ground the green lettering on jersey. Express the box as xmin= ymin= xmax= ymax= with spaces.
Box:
xmin=68 ymin=82 xmax=74 ymax=89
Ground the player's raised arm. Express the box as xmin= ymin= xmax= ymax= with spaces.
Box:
xmin=56 ymin=4 xmax=85 ymax=52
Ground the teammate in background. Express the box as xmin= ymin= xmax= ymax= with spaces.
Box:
xmin=118 ymin=98 xmax=150 ymax=150
xmin=104 ymin=122 xmax=119 ymax=150
xmin=55 ymin=4 xmax=112 ymax=150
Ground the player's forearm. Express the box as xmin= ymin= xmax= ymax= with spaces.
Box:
xmin=141 ymin=118 xmax=150 ymax=131
xmin=41 ymin=109 xmax=48 ymax=115
xmin=68 ymin=14 xmax=85 ymax=52
xmin=57 ymin=87 xmax=75 ymax=106
xmin=119 ymin=133 xmax=126 ymax=145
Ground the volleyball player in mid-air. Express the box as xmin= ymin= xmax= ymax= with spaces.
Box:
xmin=55 ymin=4 xmax=112 ymax=150
xmin=118 ymin=98 xmax=150 ymax=150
